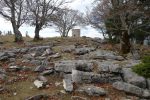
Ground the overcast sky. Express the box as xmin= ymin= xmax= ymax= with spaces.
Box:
xmin=0 ymin=0 xmax=102 ymax=38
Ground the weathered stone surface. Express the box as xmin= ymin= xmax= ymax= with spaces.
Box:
xmin=71 ymin=96 xmax=88 ymax=100
xmin=49 ymin=53 xmax=61 ymax=59
xmin=37 ymin=75 xmax=48 ymax=83
xmin=122 ymin=68 xmax=146 ymax=88
xmin=98 ymin=61 xmax=123 ymax=73
xmin=90 ymin=50 xmax=124 ymax=61
xmin=7 ymin=66 xmax=22 ymax=72
xmin=64 ymin=74 xmax=72 ymax=80
xmin=72 ymin=70 xmax=92 ymax=83
xmin=21 ymin=66 xmax=32 ymax=71
xmin=34 ymin=66 xmax=45 ymax=72
xmin=97 ymin=61 xmax=110 ymax=72
xmin=113 ymin=82 xmax=150 ymax=98
xmin=20 ymin=48 xmax=28 ymax=53
xmin=62 ymin=45 xmax=75 ymax=53
xmin=30 ymin=51 xmax=42 ymax=57
xmin=147 ymin=79 xmax=150 ymax=90
xmin=23 ymin=54 xmax=33 ymax=60
xmin=55 ymin=61 xmax=75 ymax=73
xmin=77 ymin=85 xmax=107 ymax=96
xmin=30 ymin=60 xmax=41 ymax=65
xmin=40 ymin=69 xmax=54 ymax=76
xmin=42 ymin=48 xmax=53 ymax=56
xmin=72 ymin=69 xmax=122 ymax=84
xmin=0 ymin=74 xmax=6 ymax=81
xmin=29 ymin=46 xmax=51 ymax=53
xmin=25 ymin=94 xmax=48 ymax=100
xmin=0 ymin=68 xmax=6 ymax=74
xmin=91 ymin=74 xmax=122 ymax=84
xmin=63 ymin=79 xmax=73 ymax=92
xmin=0 ymin=52 xmax=16 ymax=61
xmin=109 ymin=64 xmax=122 ymax=73
xmin=122 ymin=60 xmax=140 ymax=68
xmin=74 ymin=47 xmax=95 ymax=55
xmin=75 ymin=60 xmax=93 ymax=72
xmin=34 ymin=80 xmax=45 ymax=88
xmin=55 ymin=60 xmax=94 ymax=73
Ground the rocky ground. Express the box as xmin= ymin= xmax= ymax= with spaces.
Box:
xmin=0 ymin=37 xmax=150 ymax=100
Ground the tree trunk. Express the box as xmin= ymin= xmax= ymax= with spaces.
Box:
xmin=11 ymin=20 xmax=23 ymax=42
xmin=34 ymin=25 xmax=41 ymax=41
xmin=120 ymin=30 xmax=131 ymax=54
xmin=61 ymin=29 xmax=67 ymax=37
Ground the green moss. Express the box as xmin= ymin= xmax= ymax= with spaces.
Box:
xmin=142 ymin=56 xmax=150 ymax=64
xmin=132 ymin=63 xmax=150 ymax=78
xmin=132 ymin=56 xmax=150 ymax=78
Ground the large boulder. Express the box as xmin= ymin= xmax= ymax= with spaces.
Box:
xmin=113 ymin=81 xmax=150 ymax=98
xmin=122 ymin=68 xmax=146 ymax=89
xmin=77 ymin=85 xmax=107 ymax=96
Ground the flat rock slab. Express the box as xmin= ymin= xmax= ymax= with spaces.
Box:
xmin=90 ymin=50 xmax=124 ymax=61
xmin=122 ymin=68 xmax=146 ymax=89
xmin=113 ymin=81 xmax=150 ymax=98
xmin=72 ymin=69 xmax=122 ymax=84
xmin=77 ymin=85 xmax=107 ymax=96
xmin=54 ymin=60 xmax=94 ymax=73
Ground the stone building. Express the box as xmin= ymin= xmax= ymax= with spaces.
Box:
xmin=72 ymin=29 xmax=80 ymax=38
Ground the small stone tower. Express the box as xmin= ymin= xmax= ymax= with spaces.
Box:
xmin=72 ymin=29 xmax=80 ymax=38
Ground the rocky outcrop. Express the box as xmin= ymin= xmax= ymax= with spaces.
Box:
xmin=113 ymin=81 xmax=150 ymax=98
xmin=72 ymin=69 xmax=122 ymax=84
xmin=76 ymin=85 xmax=107 ymax=96
xmin=122 ymin=68 xmax=146 ymax=89
xmin=90 ymin=50 xmax=124 ymax=61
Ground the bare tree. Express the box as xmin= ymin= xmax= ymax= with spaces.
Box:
xmin=0 ymin=0 xmax=28 ymax=42
xmin=26 ymin=0 xmax=70 ymax=41
xmin=90 ymin=0 xmax=149 ymax=54
xmin=51 ymin=8 xmax=84 ymax=37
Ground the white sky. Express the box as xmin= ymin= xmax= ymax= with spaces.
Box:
xmin=0 ymin=0 xmax=102 ymax=38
